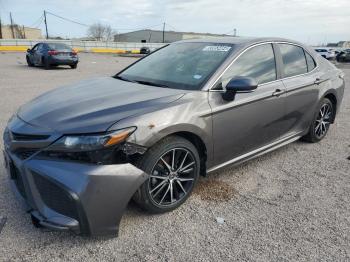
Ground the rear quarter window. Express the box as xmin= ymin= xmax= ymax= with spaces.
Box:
xmin=278 ymin=44 xmax=308 ymax=78
xmin=305 ymin=52 xmax=316 ymax=72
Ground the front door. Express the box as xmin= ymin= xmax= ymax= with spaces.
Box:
xmin=33 ymin=43 xmax=42 ymax=65
xmin=208 ymin=43 xmax=287 ymax=166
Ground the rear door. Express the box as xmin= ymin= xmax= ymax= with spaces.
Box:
xmin=276 ymin=43 xmax=320 ymax=136
xmin=208 ymin=43 xmax=287 ymax=166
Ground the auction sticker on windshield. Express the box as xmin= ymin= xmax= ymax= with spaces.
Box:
xmin=202 ymin=46 xmax=232 ymax=52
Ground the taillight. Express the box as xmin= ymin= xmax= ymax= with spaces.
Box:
xmin=48 ymin=50 xmax=58 ymax=55
xmin=71 ymin=51 xmax=77 ymax=55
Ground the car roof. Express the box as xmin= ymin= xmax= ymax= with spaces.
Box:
xmin=176 ymin=36 xmax=304 ymax=48
xmin=37 ymin=42 xmax=69 ymax=45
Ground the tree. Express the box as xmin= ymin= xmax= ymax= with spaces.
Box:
xmin=87 ymin=23 xmax=114 ymax=41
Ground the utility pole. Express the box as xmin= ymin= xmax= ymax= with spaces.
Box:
xmin=0 ymin=16 xmax=3 ymax=39
xmin=162 ymin=22 xmax=165 ymax=43
xmin=233 ymin=28 xmax=237 ymax=37
xmin=44 ymin=10 xmax=49 ymax=39
xmin=22 ymin=25 xmax=26 ymax=39
xmin=9 ymin=12 xmax=15 ymax=38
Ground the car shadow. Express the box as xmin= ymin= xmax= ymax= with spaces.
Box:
xmin=14 ymin=63 xmax=74 ymax=70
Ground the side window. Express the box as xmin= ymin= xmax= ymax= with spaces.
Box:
xmin=305 ymin=51 xmax=316 ymax=72
xmin=221 ymin=44 xmax=276 ymax=87
xmin=278 ymin=44 xmax=307 ymax=77
xmin=37 ymin=44 xmax=45 ymax=52
xmin=32 ymin=44 xmax=39 ymax=51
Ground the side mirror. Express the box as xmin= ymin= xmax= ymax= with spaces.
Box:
xmin=27 ymin=48 xmax=31 ymax=52
xmin=222 ymin=76 xmax=258 ymax=101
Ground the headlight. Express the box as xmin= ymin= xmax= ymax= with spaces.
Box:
xmin=46 ymin=127 xmax=136 ymax=152
xmin=38 ymin=127 xmax=139 ymax=164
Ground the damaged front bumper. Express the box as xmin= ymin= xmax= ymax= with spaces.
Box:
xmin=3 ymin=147 xmax=148 ymax=237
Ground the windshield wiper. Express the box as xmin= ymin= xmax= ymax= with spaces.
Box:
xmin=114 ymin=75 xmax=169 ymax=88
xmin=114 ymin=75 xmax=136 ymax=83
xmin=133 ymin=80 xmax=169 ymax=88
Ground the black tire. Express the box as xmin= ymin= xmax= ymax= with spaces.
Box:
xmin=26 ymin=56 xmax=34 ymax=67
xmin=133 ymin=136 xmax=200 ymax=213
xmin=301 ymin=98 xmax=334 ymax=143
xmin=70 ymin=63 xmax=77 ymax=69
xmin=43 ymin=57 xmax=50 ymax=70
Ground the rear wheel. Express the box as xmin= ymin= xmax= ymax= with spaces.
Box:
xmin=133 ymin=136 xmax=200 ymax=213
xmin=43 ymin=57 xmax=50 ymax=70
xmin=70 ymin=63 xmax=77 ymax=69
xmin=301 ymin=98 xmax=334 ymax=143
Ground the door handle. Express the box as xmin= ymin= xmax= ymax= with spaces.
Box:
xmin=272 ymin=89 xmax=284 ymax=97
xmin=314 ymin=78 xmax=322 ymax=85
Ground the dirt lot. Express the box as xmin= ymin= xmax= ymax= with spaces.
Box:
xmin=0 ymin=53 xmax=349 ymax=261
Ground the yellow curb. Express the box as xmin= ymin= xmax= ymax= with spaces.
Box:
xmin=0 ymin=46 xmax=29 ymax=51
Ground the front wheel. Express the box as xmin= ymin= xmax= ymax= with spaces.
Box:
xmin=26 ymin=56 xmax=34 ymax=67
xmin=133 ymin=136 xmax=200 ymax=213
xmin=70 ymin=63 xmax=77 ymax=69
xmin=301 ymin=98 xmax=334 ymax=143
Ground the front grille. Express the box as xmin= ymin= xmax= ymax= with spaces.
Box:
xmin=15 ymin=149 xmax=38 ymax=160
xmin=11 ymin=132 xmax=49 ymax=141
xmin=32 ymin=172 xmax=79 ymax=220
xmin=9 ymin=162 xmax=27 ymax=199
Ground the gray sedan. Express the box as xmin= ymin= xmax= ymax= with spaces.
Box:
xmin=26 ymin=42 xmax=78 ymax=69
xmin=3 ymin=37 xmax=345 ymax=237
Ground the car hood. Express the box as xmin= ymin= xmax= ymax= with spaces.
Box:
xmin=17 ymin=77 xmax=186 ymax=134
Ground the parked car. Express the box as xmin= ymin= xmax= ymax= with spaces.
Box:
xmin=336 ymin=49 xmax=350 ymax=62
xmin=26 ymin=42 xmax=78 ymax=69
xmin=314 ymin=48 xmax=335 ymax=60
xmin=4 ymin=37 xmax=345 ymax=237
xmin=140 ymin=46 xmax=151 ymax=54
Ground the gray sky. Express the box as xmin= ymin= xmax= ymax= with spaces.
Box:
xmin=0 ymin=0 xmax=349 ymax=45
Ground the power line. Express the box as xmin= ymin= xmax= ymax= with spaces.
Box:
xmin=35 ymin=17 xmax=44 ymax=29
xmin=29 ymin=14 xmax=44 ymax=28
xmin=45 ymin=10 xmax=89 ymax=27
xmin=44 ymin=11 xmax=163 ymax=33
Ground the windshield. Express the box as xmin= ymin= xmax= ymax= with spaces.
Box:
xmin=117 ymin=42 xmax=234 ymax=90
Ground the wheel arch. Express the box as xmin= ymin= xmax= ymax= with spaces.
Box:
xmin=322 ymin=91 xmax=338 ymax=122
xmin=142 ymin=126 xmax=210 ymax=176
xmin=170 ymin=131 xmax=207 ymax=176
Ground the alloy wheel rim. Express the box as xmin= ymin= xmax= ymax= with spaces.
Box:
xmin=148 ymin=148 xmax=197 ymax=207
xmin=315 ymin=103 xmax=332 ymax=138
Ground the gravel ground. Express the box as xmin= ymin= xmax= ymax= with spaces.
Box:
xmin=0 ymin=53 xmax=349 ymax=262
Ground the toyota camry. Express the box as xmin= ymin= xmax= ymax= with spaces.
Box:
xmin=3 ymin=37 xmax=345 ymax=236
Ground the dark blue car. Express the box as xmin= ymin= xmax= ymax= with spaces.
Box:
xmin=26 ymin=42 xmax=79 ymax=69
